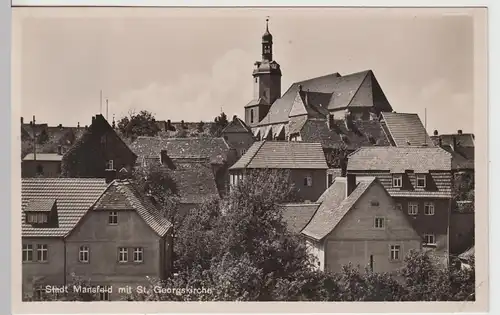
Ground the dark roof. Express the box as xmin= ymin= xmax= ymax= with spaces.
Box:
xmin=170 ymin=162 xmax=220 ymax=204
xmin=23 ymin=153 xmax=63 ymax=161
xmin=24 ymin=198 xmax=56 ymax=213
xmin=281 ymin=203 xmax=320 ymax=233
xmin=156 ymin=120 xmax=216 ymax=133
xmin=299 ymin=118 xmax=390 ymax=150
xmin=93 ymin=180 xmax=172 ymax=237
xmin=130 ymin=137 xmax=232 ymax=165
xmin=258 ymin=70 xmax=393 ymax=126
xmin=229 ymin=141 xmax=328 ymax=170
xmin=434 ymin=133 xmax=475 ymax=148
xmin=22 ymin=178 xmax=108 ymax=237
xmin=302 ymin=177 xmax=376 ymax=240
xmin=222 ymin=116 xmax=252 ymax=134
xmin=440 ymin=145 xmax=475 ymax=170
xmin=63 ymin=115 xmax=136 ymax=161
xmin=288 ymin=90 xmax=330 ymax=118
xmin=347 ymin=147 xmax=452 ymax=173
xmin=380 ymin=112 xmax=434 ymax=147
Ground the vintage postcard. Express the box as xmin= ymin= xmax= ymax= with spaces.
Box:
xmin=11 ymin=6 xmax=488 ymax=314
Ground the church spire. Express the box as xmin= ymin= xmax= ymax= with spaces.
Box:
xmin=262 ymin=17 xmax=273 ymax=61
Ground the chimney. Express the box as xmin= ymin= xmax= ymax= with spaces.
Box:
xmin=452 ymin=136 xmax=457 ymax=151
xmin=57 ymin=145 xmax=62 ymax=155
xmin=160 ymin=149 xmax=168 ymax=165
xmin=77 ymin=122 xmax=80 ymax=129
xmin=166 ymin=119 xmax=172 ymax=130
xmin=92 ymin=116 xmax=96 ymax=125
xmin=105 ymin=169 xmax=116 ymax=184
xmin=233 ymin=115 xmax=237 ymax=121
xmin=298 ymin=84 xmax=303 ymax=92
xmin=433 ymin=130 xmax=438 ymax=136
xmin=327 ymin=113 xmax=334 ymax=130
xmin=346 ymin=173 xmax=357 ymax=197
xmin=457 ymin=129 xmax=463 ymax=135
xmin=21 ymin=117 xmax=24 ymax=125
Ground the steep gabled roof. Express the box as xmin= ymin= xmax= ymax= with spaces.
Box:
xmin=347 ymin=147 xmax=452 ymax=173
xmin=130 ymin=137 xmax=232 ymax=165
xmin=91 ymin=180 xmax=172 ymax=237
xmin=229 ymin=141 xmax=328 ymax=170
xmin=258 ymin=70 xmax=392 ymax=126
xmin=302 ymin=177 xmax=376 ymax=240
xmin=437 ymin=133 xmax=475 ymax=148
xmin=281 ymin=203 xmax=320 ymax=233
xmin=22 ymin=178 xmax=109 ymax=237
xmin=380 ymin=112 xmax=434 ymax=147
xmin=440 ymin=145 xmax=475 ymax=170
xmin=222 ymin=116 xmax=252 ymax=134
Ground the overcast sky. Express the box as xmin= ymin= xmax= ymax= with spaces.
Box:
xmin=15 ymin=8 xmax=475 ymax=134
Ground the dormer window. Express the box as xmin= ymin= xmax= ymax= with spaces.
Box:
xmin=392 ymin=174 xmax=403 ymax=188
xmin=26 ymin=213 xmax=48 ymax=224
xmin=23 ymin=199 xmax=55 ymax=225
xmin=416 ymin=174 xmax=427 ymax=188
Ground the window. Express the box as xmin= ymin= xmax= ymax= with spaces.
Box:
xmin=304 ymin=175 xmax=313 ymax=187
xmin=390 ymin=245 xmax=401 ymax=261
xmin=392 ymin=174 xmax=403 ymax=188
xmin=255 ymin=77 xmax=258 ymax=83
xmin=118 ymin=247 xmax=128 ymax=263
xmin=416 ymin=174 xmax=427 ymax=188
xmin=241 ymin=149 xmax=246 ymax=156
xmin=250 ymin=109 xmax=254 ymax=124
xmin=327 ymin=174 xmax=334 ymax=187
xmin=371 ymin=200 xmax=380 ymax=207
xmin=395 ymin=203 xmax=403 ymax=211
xmin=37 ymin=244 xmax=48 ymax=262
xmin=22 ymin=244 xmax=33 ymax=262
xmin=374 ymin=217 xmax=385 ymax=229
xmin=133 ymin=248 xmax=143 ymax=263
xmin=408 ymin=202 xmax=419 ymax=215
xmin=424 ymin=202 xmax=435 ymax=215
xmin=26 ymin=213 xmax=48 ymax=224
xmin=79 ymin=245 xmax=89 ymax=263
xmin=105 ymin=160 xmax=114 ymax=170
xmin=99 ymin=286 xmax=111 ymax=301
xmin=108 ymin=211 xmax=118 ymax=225
xmin=423 ymin=234 xmax=436 ymax=245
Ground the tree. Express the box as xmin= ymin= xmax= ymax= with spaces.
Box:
xmin=197 ymin=121 xmax=205 ymax=133
xmin=117 ymin=110 xmax=160 ymax=140
xmin=132 ymin=163 xmax=180 ymax=225
xmin=37 ymin=129 xmax=49 ymax=145
xmin=210 ymin=112 xmax=229 ymax=137
xmin=325 ymin=143 xmax=349 ymax=175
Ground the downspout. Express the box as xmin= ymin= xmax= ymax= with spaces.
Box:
xmin=63 ymin=237 xmax=67 ymax=286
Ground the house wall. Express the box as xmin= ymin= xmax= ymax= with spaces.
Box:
xmin=289 ymin=169 xmax=327 ymax=202
xmin=449 ymin=212 xmax=474 ymax=255
xmin=222 ymin=132 xmax=255 ymax=160
xmin=394 ymin=198 xmax=450 ymax=256
xmin=22 ymin=160 xmax=62 ymax=178
xmin=229 ymin=168 xmax=327 ymax=201
xmin=65 ymin=210 xmax=166 ymax=300
xmin=305 ymin=239 xmax=324 ymax=271
xmin=323 ymin=183 xmax=422 ymax=273
xmin=22 ymin=237 xmax=65 ymax=298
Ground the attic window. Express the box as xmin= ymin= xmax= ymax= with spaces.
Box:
xmin=24 ymin=199 xmax=55 ymax=224
xmin=416 ymin=174 xmax=427 ymax=188
xmin=392 ymin=174 xmax=403 ymax=188
xmin=26 ymin=213 xmax=48 ymax=224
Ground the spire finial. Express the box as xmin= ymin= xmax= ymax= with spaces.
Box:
xmin=266 ymin=16 xmax=269 ymax=31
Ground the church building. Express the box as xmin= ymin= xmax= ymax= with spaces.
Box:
xmin=243 ymin=19 xmax=398 ymax=147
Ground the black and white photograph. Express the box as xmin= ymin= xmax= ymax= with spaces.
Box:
xmin=12 ymin=5 xmax=488 ymax=311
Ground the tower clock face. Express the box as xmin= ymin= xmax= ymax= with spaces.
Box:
xmin=264 ymin=47 xmax=271 ymax=54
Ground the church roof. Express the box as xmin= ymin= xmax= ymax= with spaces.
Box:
xmin=258 ymin=70 xmax=393 ymax=126
xmin=298 ymin=118 xmax=391 ymax=150
xmin=222 ymin=116 xmax=252 ymax=134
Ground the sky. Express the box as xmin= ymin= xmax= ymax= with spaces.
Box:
xmin=15 ymin=8 xmax=476 ymax=134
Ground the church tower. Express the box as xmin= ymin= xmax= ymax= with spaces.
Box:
xmin=244 ymin=18 xmax=282 ymax=127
